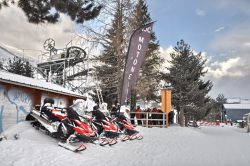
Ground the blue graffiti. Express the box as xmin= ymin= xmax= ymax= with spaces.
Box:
xmin=0 ymin=106 xmax=3 ymax=133
xmin=0 ymin=85 xmax=5 ymax=133
xmin=12 ymin=90 xmax=31 ymax=105
xmin=0 ymin=85 xmax=31 ymax=133
xmin=8 ymin=89 xmax=31 ymax=123
xmin=17 ymin=106 xmax=29 ymax=123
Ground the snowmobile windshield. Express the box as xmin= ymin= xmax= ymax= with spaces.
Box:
xmin=92 ymin=109 xmax=106 ymax=121
xmin=118 ymin=114 xmax=127 ymax=121
xmin=67 ymin=107 xmax=81 ymax=121
xmin=70 ymin=100 xmax=88 ymax=116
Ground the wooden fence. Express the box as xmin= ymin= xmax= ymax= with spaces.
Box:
xmin=129 ymin=111 xmax=167 ymax=128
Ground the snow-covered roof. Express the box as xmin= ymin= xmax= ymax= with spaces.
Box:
xmin=240 ymin=99 xmax=250 ymax=104
xmin=223 ymin=104 xmax=250 ymax=110
xmin=227 ymin=98 xmax=241 ymax=104
xmin=226 ymin=98 xmax=250 ymax=104
xmin=0 ymin=70 xmax=85 ymax=99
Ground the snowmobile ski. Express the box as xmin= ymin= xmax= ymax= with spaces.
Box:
xmin=129 ymin=134 xmax=143 ymax=140
xmin=120 ymin=134 xmax=143 ymax=142
xmin=99 ymin=138 xmax=117 ymax=146
xmin=121 ymin=135 xmax=130 ymax=142
xmin=108 ymin=138 xmax=117 ymax=146
xmin=136 ymin=134 xmax=143 ymax=140
xmin=58 ymin=142 xmax=86 ymax=152
xmin=129 ymin=135 xmax=137 ymax=140
xmin=99 ymin=139 xmax=109 ymax=146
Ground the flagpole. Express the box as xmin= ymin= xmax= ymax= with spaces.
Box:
xmin=119 ymin=21 xmax=155 ymax=106
xmin=119 ymin=24 xmax=140 ymax=106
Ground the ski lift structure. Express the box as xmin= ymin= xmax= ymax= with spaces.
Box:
xmin=36 ymin=38 xmax=91 ymax=94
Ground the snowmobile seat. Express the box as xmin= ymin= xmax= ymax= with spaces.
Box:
xmin=40 ymin=106 xmax=61 ymax=122
xmin=43 ymin=98 xmax=55 ymax=106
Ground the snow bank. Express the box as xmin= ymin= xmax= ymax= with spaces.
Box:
xmin=1 ymin=122 xmax=250 ymax=166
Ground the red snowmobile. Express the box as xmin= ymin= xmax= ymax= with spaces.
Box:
xmin=26 ymin=98 xmax=98 ymax=152
xmin=91 ymin=106 xmax=121 ymax=146
xmin=114 ymin=113 xmax=143 ymax=141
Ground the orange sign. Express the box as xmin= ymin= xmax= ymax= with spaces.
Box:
xmin=161 ymin=89 xmax=172 ymax=128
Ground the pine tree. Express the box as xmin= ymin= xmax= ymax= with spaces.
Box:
xmin=7 ymin=57 xmax=34 ymax=78
xmin=0 ymin=0 xmax=102 ymax=24
xmin=216 ymin=93 xmax=227 ymax=105
xmin=161 ymin=40 xmax=213 ymax=126
xmin=129 ymin=0 xmax=162 ymax=107
xmin=7 ymin=58 xmax=25 ymax=75
xmin=215 ymin=93 xmax=227 ymax=121
xmin=23 ymin=61 xmax=34 ymax=77
xmin=95 ymin=0 xmax=126 ymax=107
xmin=94 ymin=0 xmax=161 ymax=108
xmin=205 ymin=94 xmax=227 ymax=122
xmin=0 ymin=60 xmax=3 ymax=70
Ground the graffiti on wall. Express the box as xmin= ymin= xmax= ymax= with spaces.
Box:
xmin=0 ymin=106 xmax=3 ymax=132
xmin=0 ymin=83 xmax=71 ymax=133
xmin=0 ymin=84 xmax=32 ymax=133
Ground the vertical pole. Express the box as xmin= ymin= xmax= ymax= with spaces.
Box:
xmin=161 ymin=88 xmax=172 ymax=128
xmin=165 ymin=112 xmax=169 ymax=128
xmin=163 ymin=113 xmax=166 ymax=126
xmin=63 ymin=61 xmax=66 ymax=87
xmin=166 ymin=89 xmax=171 ymax=127
xmin=146 ymin=112 xmax=148 ymax=127
xmin=161 ymin=89 xmax=166 ymax=127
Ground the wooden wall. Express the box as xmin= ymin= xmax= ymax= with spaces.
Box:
xmin=0 ymin=82 xmax=76 ymax=133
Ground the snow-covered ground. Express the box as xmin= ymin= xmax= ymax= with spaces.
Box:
xmin=1 ymin=122 xmax=250 ymax=166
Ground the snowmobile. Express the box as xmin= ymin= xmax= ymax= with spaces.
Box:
xmin=114 ymin=113 xmax=143 ymax=142
xmin=26 ymin=98 xmax=98 ymax=152
xmin=91 ymin=106 xmax=121 ymax=146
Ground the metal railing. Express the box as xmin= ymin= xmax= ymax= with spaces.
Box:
xmin=129 ymin=112 xmax=167 ymax=128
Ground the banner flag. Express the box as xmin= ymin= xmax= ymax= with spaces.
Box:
xmin=120 ymin=22 xmax=154 ymax=106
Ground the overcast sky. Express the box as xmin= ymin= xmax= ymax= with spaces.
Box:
xmin=0 ymin=6 xmax=76 ymax=61
xmin=0 ymin=1 xmax=250 ymax=99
